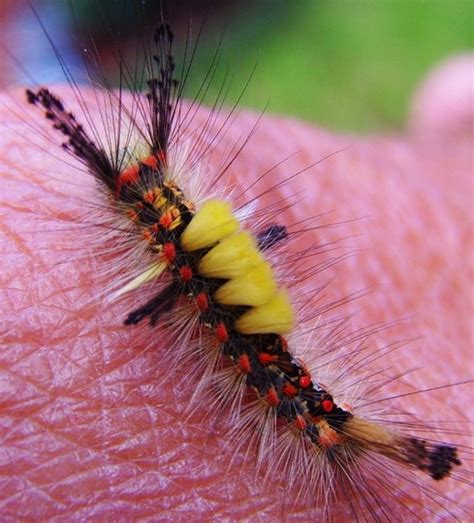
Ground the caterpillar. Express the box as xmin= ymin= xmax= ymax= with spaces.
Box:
xmin=1 ymin=3 xmax=472 ymax=521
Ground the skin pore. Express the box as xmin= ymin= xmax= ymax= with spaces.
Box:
xmin=0 ymin=57 xmax=472 ymax=520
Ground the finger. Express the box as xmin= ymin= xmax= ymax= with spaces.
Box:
xmin=409 ymin=53 xmax=474 ymax=137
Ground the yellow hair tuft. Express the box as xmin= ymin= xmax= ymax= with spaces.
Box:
xmin=235 ymin=290 xmax=294 ymax=334
xmin=198 ymin=231 xmax=263 ymax=279
xmin=111 ymin=262 xmax=166 ymax=300
xmin=181 ymin=199 xmax=239 ymax=251
xmin=214 ymin=260 xmax=276 ymax=307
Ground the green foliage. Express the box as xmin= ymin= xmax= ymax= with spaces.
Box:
xmin=182 ymin=0 xmax=473 ymax=132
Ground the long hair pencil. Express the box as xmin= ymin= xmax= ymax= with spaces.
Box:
xmin=0 ymin=2 xmax=472 ymax=521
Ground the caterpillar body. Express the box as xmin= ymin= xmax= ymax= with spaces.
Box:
xmin=1 ymin=6 xmax=472 ymax=522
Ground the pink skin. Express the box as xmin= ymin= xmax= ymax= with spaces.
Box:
xmin=0 ymin=57 xmax=472 ymax=520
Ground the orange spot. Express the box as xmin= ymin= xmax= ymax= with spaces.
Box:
xmin=196 ymin=292 xmax=209 ymax=311
xmin=143 ymin=189 xmax=155 ymax=203
xmin=179 ymin=266 xmax=193 ymax=281
xmin=282 ymin=383 xmax=298 ymax=398
xmin=142 ymin=155 xmax=158 ymax=169
xmin=215 ymin=323 xmax=229 ymax=343
xmin=117 ymin=164 xmax=139 ymax=194
xmin=238 ymin=354 xmax=251 ymax=374
xmin=148 ymin=151 xmax=166 ymax=169
xmin=159 ymin=212 xmax=173 ymax=229
xmin=266 ymin=388 xmax=280 ymax=407
xmin=127 ymin=209 xmax=139 ymax=222
xmin=319 ymin=423 xmax=343 ymax=448
xmin=295 ymin=415 xmax=307 ymax=431
xmin=322 ymin=399 xmax=334 ymax=413
xmin=258 ymin=352 xmax=278 ymax=366
xmin=299 ymin=375 xmax=311 ymax=389
xmin=142 ymin=229 xmax=154 ymax=243
xmin=162 ymin=242 xmax=176 ymax=263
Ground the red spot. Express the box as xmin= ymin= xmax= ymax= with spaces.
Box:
xmin=155 ymin=150 xmax=167 ymax=166
xmin=151 ymin=223 xmax=159 ymax=233
xmin=142 ymin=229 xmax=153 ymax=243
xmin=179 ymin=266 xmax=193 ymax=281
xmin=266 ymin=388 xmax=280 ymax=407
xmin=322 ymin=399 xmax=334 ymax=413
xmin=295 ymin=415 xmax=307 ymax=431
xmin=142 ymin=155 xmax=158 ymax=169
xmin=196 ymin=292 xmax=209 ymax=311
xmin=238 ymin=354 xmax=251 ymax=374
xmin=299 ymin=375 xmax=311 ymax=389
xmin=159 ymin=212 xmax=173 ymax=229
xmin=116 ymin=164 xmax=139 ymax=194
xmin=142 ymin=151 xmax=166 ymax=169
xmin=319 ymin=426 xmax=342 ymax=448
xmin=216 ymin=322 xmax=229 ymax=343
xmin=127 ymin=209 xmax=139 ymax=222
xmin=143 ymin=190 xmax=155 ymax=203
xmin=162 ymin=242 xmax=176 ymax=263
xmin=282 ymin=383 xmax=298 ymax=398
xmin=258 ymin=352 xmax=278 ymax=366
xmin=280 ymin=336 xmax=288 ymax=351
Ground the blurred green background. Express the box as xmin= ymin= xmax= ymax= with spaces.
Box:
xmin=7 ymin=0 xmax=473 ymax=132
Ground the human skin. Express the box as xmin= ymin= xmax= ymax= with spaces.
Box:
xmin=0 ymin=58 xmax=472 ymax=521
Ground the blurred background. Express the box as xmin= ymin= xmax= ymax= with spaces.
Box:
xmin=1 ymin=0 xmax=472 ymax=132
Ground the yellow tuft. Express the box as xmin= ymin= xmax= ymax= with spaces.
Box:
xmin=111 ymin=262 xmax=166 ymax=300
xmin=181 ymin=199 xmax=239 ymax=251
xmin=214 ymin=260 xmax=277 ymax=307
xmin=198 ymin=231 xmax=263 ymax=279
xmin=235 ymin=290 xmax=294 ymax=334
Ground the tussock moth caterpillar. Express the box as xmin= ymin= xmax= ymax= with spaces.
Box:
xmin=0 ymin=2 xmax=472 ymax=521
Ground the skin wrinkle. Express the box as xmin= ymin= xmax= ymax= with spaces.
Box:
xmin=0 ymin=60 xmax=473 ymax=520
